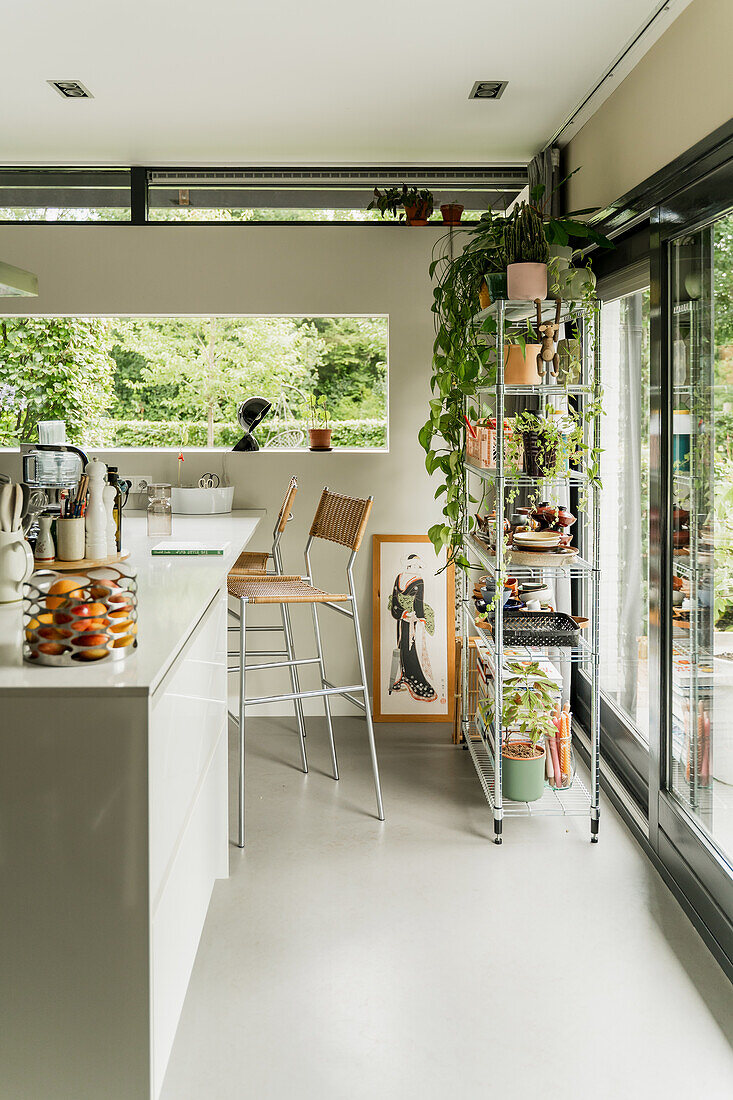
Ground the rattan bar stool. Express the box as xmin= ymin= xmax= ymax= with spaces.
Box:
xmin=229 ymin=486 xmax=384 ymax=847
xmin=227 ymin=476 xmax=307 ymax=764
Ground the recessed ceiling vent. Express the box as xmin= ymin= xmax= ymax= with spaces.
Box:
xmin=469 ymin=80 xmax=507 ymax=101
xmin=47 ymin=80 xmax=93 ymax=99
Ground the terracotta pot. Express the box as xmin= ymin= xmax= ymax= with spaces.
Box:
xmin=308 ymin=428 xmax=332 ymax=451
xmin=506 ymin=262 xmax=548 ymax=301
xmin=404 ymin=202 xmax=431 ymax=226
xmin=504 ymin=343 xmax=542 ymax=385
xmin=440 ymin=203 xmax=464 ymax=225
xmin=479 ymin=281 xmax=492 ymax=310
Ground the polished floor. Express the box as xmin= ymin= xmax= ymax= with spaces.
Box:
xmin=161 ymin=718 xmax=733 ymax=1100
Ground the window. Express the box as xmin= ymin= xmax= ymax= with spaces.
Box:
xmin=599 ymin=285 xmax=651 ymax=743
xmin=0 ymin=315 xmax=388 ymax=450
xmin=0 ymin=169 xmax=131 ymax=222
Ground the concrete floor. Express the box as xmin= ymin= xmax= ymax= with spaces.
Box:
xmin=161 ymin=718 xmax=733 ymax=1100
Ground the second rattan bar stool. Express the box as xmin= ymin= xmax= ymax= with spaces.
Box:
xmin=227 ymin=475 xmax=307 ymax=764
xmin=228 ymin=486 xmax=384 ymax=847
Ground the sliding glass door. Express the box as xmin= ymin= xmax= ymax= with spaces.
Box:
xmin=575 ymin=265 xmax=651 ymax=811
xmin=651 ymin=161 xmax=733 ymax=966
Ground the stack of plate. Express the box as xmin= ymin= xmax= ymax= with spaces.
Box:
xmin=512 ymin=530 xmax=561 ymax=552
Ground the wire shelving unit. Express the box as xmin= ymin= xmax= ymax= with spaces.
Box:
xmin=460 ymin=297 xmax=602 ymax=843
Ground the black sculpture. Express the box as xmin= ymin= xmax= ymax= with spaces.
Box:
xmin=231 ymin=396 xmax=272 ymax=451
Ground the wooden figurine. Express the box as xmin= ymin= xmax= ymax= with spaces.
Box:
xmin=535 ymin=297 xmax=561 ymax=378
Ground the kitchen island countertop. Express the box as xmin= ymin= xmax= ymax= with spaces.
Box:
xmin=0 ymin=510 xmax=261 ymax=695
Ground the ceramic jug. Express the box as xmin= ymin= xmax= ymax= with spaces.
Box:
xmin=0 ymin=531 xmax=34 ymax=604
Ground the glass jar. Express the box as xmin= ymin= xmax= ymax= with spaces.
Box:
xmin=147 ymin=483 xmax=172 ymax=537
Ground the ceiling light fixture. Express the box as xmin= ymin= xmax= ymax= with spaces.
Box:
xmin=469 ymin=80 xmax=508 ymax=100
xmin=47 ymin=80 xmax=93 ymax=99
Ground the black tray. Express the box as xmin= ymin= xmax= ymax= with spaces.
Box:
xmin=494 ymin=610 xmax=580 ymax=647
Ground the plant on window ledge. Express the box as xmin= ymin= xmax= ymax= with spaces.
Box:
xmin=306 ymin=395 xmax=332 ymax=451
xmin=367 ymin=185 xmax=434 ymax=225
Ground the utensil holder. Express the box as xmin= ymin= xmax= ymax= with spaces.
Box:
xmin=56 ymin=517 xmax=86 ymax=561
xmin=23 ymin=565 xmax=138 ymax=666
xmin=545 ymin=731 xmax=576 ymax=789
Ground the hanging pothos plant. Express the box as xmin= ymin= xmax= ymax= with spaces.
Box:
xmin=419 ymin=185 xmax=612 ymax=573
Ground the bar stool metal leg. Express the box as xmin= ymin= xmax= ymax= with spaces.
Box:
xmin=349 ymin=566 xmax=384 ymax=821
xmin=311 ymin=601 xmax=339 ymax=780
xmin=281 ymin=603 xmax=308 ymax=773
xmin=237 ymin=596 xmax=248 ymax=848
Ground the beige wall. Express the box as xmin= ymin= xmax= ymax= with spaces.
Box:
xmin=0 ymin=224 xmax=448 ymax=715
xmin=565 ymin=0 xmax=733 ymax=211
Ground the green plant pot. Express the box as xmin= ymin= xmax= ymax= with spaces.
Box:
xmin=501 ymin=742 xmax=546 ymax=802
xmin=486 ymin=272 xmax=508 ymax=302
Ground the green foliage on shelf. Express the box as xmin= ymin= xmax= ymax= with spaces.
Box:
xmin=482 ymin=660 xmax=559 ymax=745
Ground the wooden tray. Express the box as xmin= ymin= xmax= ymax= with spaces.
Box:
xmin=34 ymin=550 xmax=130 ymax=572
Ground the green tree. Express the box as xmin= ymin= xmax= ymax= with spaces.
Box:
xmin=113 ymin=317 xmax=322 ymax=447
xmin=0 ymin=317 xmax=115 ymax=445
xmin=298 ymin=317 xmax=387 ymax=419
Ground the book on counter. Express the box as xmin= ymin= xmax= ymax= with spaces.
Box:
xmin=151 ymin=541 xmax=231 ymax=556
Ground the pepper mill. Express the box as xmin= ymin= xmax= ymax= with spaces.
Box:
xmin=103 ymin=479 xmax=117 ymax=557
xmin=84 ymin=458 xmax=108 ymax=560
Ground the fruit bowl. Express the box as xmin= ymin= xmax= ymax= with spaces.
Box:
xmin=22 ymin=566 xmax=138 ymax=666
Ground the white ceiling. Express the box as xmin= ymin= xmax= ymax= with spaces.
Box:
xmin=2 ymin=0 xmax=682 ymax=166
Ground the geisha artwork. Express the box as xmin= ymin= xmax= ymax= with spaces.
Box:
xmin=372 ymin=535 xmax=455 ymax=722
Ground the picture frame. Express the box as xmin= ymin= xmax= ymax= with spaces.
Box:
xmin=372 ymin=534 xmax=455 ymax=723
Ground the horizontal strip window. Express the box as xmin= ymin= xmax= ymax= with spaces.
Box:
xmin=0 ymin=166 xmax=526 ymax=224
xmin=0 ymin=169 xmax=131 ymax=222
xmin=147 ymin=184 xmax=521 ymax=223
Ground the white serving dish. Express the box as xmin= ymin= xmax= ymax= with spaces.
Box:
xmin=171 ymin=486 xmax=234 ymax=515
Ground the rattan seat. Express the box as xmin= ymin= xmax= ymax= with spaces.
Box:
xmin=228 ymin=574 xmax=349 ymax=604
xmin=229 ymin=549 xmax=270 ymax=576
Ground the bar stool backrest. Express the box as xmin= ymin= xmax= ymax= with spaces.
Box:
xmin=273 ymin=475 xmax=298 ymax=543
xmin=308 ymin=487 xmax=373 ymax=553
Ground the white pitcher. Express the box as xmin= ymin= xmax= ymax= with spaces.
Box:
xmin=0 ymin=531 xmax=34 ymax=604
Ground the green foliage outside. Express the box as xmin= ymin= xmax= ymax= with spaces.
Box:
xmin=0 ymin=314 xmax=388 ymax=449
xmin=0 ymin=317 xmax=116 ymax=445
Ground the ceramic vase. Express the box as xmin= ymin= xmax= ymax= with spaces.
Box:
xmin=34 ymin=515 xmax=55 ymax=563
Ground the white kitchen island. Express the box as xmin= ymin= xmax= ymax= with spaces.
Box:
xmin=0 ymin=512 xmax=260 ymax=1100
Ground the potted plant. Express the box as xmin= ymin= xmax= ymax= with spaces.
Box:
xmin=440 ymin=202 xmax=464 ymax=226
xmin=505 ymin=200 xmax=550 ymax=300
xmin=306 ymin=396 xmax=332 ymax=450
xmin=367 ymin=184 xmax=434 ymax=225
xmin=512 ymin=408 xmax=567 ymax=478
xmin=484 ymin=659 xmax=559 ymax=801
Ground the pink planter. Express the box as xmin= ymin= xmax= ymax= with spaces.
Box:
xmin=506 ymin=262 xmax=548 ymax=301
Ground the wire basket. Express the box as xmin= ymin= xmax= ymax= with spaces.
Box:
xmin=499 ymin=611 xmax=580 ymax=647
xmin=23 ymin=566 xmax=138 ymax=667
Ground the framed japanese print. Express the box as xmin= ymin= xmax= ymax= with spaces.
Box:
xmin=372 ymin=535 xmax=455 ymax=723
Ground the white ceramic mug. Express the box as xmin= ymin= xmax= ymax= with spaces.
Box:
xmin=0 ymin=530 xmax=34 ymax=604
xmin=56 ymin=517 xmax=86 ymax=562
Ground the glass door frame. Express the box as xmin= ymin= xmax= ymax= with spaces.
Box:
xmin=650 ymin=158 xmax=733 ymax=967
xmin=573 ymin=228 xmax=651 ymax=815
